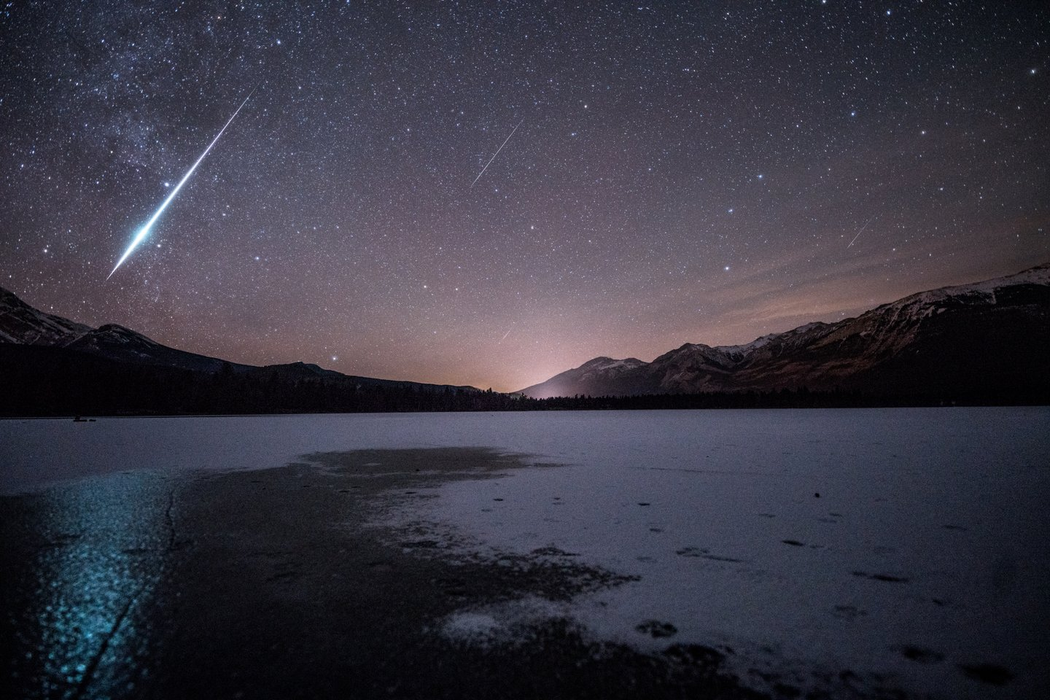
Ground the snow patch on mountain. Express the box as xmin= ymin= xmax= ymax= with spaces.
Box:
xmin=0 ymin=288 xmax=92 ymax=346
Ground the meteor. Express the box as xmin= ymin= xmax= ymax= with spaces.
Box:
xmin=108 ymin=90 xmax=255 ymax=279
xmin=471 ymin=118 xmax=523 ymax=188
xmin=847 ymin=216 xmax=874 ymax=248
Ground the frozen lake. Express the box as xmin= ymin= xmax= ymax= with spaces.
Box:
xmin=2 ymin=408 xmax=1048 ymax=698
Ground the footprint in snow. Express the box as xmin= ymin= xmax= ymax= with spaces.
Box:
xmin=959 ymin=663 xmax=1012 ymax=686
xmin=898 ymin=646 xmax=944 ymax=664
xmin=676 ymin=546 xmax=744 ymax=563
xmin=852 ymin=571 xmax=909 ymax=583
xmin=530 ymin=546 xmax=579 ymax=557
xmin=832 ymin=605 xmax=867 ymax=620
xmin=636 ymin=620 xmax=678 ymax=638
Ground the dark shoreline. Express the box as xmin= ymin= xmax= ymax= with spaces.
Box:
xmin=4 ymin=343 xmax=1047 ymax=418
xmin=5 ymin=401 xmax=1049 ymax=423
xmin=1 ymin=447 xmax=765 ymax=700
xmin=4 ymin=392 xmax=1045 ymax=419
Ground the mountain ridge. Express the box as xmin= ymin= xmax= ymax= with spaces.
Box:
xmin=0 ymin=287 xmax=479 ymax=394
xmin=519 ymin=263 xmax=1050 ymax=398
xmin=3 ymin=262 xmax=1048 ymax=409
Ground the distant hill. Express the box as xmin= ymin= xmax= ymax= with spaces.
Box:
xmin=519 ymin=264 xmax=1050 ymax=400
xmin=0 ymin=287 xmax=487 ymax=415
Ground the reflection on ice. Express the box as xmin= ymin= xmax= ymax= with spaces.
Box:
xmin=7 ymin=472 xmax=174 ymax=697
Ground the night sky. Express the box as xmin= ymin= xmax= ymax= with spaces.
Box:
xmin=2 ymin=1 xmax=1047 ymax=392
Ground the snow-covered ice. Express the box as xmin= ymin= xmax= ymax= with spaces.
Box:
xmin=439 ymin=596 xmax=576 ymax=649
xmin=2 ymin=408 xmax=1047 ymax=697
xmin=383 ymin=408 xmax=1050 ymax=698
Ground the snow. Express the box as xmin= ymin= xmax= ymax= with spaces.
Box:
xmin=596 ymin=358 xmax=645 ymax=371
xmin=948 ymin=262 xmax=1050 ymax=294
xmin=0 ymin=295 xmax=91 ymax=345
xmin=717 ymin=330 xmax=781 ymax=355
xmin=2 ymin=408 xmax=1048 ymax=697
xmin=572 ymin=356 xmax=646 ymax=375
xmin=379 ymin=409 xmax=1050 ymax=698
xmin=865 ymin=263 xmax=1050 ymax=325
xmin=439 ymin=597 xmax=574 ymax=649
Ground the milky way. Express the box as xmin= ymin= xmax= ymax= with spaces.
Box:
xmin=1 ymin=2 xmax=1047 ymax=390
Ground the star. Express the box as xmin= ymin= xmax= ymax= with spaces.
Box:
xmin=0 ymin=0 xmax=1045 ymax=392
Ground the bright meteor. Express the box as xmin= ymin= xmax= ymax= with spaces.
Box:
xmin=108 ymin=90 xmax=255 ymax=279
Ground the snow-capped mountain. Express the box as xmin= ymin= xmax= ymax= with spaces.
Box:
xmin=62 ymin=323 xmax=244 ymax=374
xmin=519 ymin=263 xmax=1050 ymax=398
xmin=0 ymin=288 xmax=248 ymax=373
xmin=0 ymin=287 xmax=92 ymax=346
xmin=520 ymin=356 xmax=651 ymax=398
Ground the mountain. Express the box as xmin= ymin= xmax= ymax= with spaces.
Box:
xmin=67 ymin=323 xmax=247 ymax=374
xmin=0 ymin=287 xmax=93 ymax=346
xmin=525 ymin=356 xmax=652 ymax=398
xmin=0 ymin=287 xmax=480 ymax=410
xmin=519 ymin=263 xmax=1050 ymax=400
xmin=1 ymin=288 xmax=251 ymax=374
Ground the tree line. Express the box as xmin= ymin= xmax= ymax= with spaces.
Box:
xmin=1 ymin=345 xmax=1044 ymax=417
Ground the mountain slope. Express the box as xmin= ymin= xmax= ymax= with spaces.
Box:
xmin=519 ymin=263 xmax=1050 ymax=399
xmin=66 ymin=324 xmax=247 ymax=374
xmin=0 ymin=288 xmax=92 ymax=346
xmin=0 ymin=287 xmax=478 ymax=395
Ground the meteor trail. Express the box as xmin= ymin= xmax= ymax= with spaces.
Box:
xmin=471 ymin=119 xmax=523 ymax=188
xmin=847 ymin=216 xmax=874 ymax=248
xmin=108 ymin=90 xmax=255 ymax=279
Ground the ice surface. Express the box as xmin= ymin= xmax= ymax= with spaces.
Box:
xmin=2 ymin=408 xmax=1048 ymax=697
xmin=0 ymin=412 xmax=533 ymax=494
xmin=439 ymin=597 xmax=575 ymax=649
xmin=377 ymin=408 xmax=1050 ymax=698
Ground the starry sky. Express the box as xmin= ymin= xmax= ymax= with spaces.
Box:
xmin=2 ymin=1 xmax=1048 ymax=392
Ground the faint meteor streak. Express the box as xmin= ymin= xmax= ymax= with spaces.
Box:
xmin=471 ymin=119 xmax=523 ymax=188
xmin=108 ymin=90 xmax=255 ymax=279
xmin=499 ymin=329 xmax=512 ymax=342
xmin=847 ymin=217 xmax=874 ymax=248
